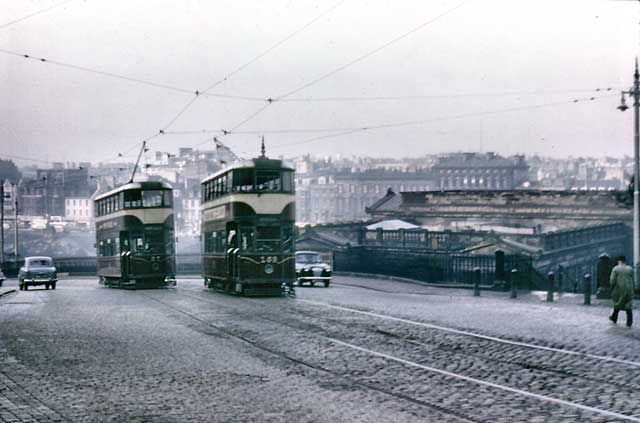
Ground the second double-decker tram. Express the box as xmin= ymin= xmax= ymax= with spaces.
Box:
xmin=94 ymin=181 xmax=176 ymax=288
xmin=201 ymin=157 xmax=296 ymax=296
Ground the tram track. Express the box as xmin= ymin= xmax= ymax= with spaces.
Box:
xmin=175 ymin=290 xmax=640 ymax=386
xmin=140 ymin=289 xmax=640 ymax=422
xmin=136 ymin=290 xmax=484 ymax=423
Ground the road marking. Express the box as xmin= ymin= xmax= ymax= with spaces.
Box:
xmin=301 ymin=300 xmax=640 ymax=368
xmin=325 ymin=337 xmax=640 ymax=423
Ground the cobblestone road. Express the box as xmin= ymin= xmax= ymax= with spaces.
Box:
xmin=0 ymin=276 xmax=638 ymax=422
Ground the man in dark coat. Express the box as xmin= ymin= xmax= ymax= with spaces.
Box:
xmin=609 ymin=256 xmax=634 ymax=327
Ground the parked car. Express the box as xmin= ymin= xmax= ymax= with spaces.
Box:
xmin=295 ymin=251 xmax=332 ymax=287
xmin=18 ymin=256 xmax=58 ymax=291
xmin=0 ymin=268 xmax=5 ymax=287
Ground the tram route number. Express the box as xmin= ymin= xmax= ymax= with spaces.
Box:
xmin=203 ymin=206 xmax=226 ymax=222
xmin=96 ymin=221 xmax=118 ymax=231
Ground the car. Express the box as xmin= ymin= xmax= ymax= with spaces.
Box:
xmin=0 ymin=268 xmax=4 ymax=287
xmin=295 ymin=251 xmax=332 ymax=287
xmin=18 ymin=256 xmax=58 ymax=291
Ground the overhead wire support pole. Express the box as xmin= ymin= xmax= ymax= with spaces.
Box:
xmin=0 ymin=181 xmax=4 ymax=265
xmin=618 ymin=58 xmax=640 ymax=289
xmin=129 ymin=141 xmax=147 ymax=183
xmin=14 ymin=184 xmax=18 ymax=262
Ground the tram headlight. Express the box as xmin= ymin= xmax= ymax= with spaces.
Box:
xmin=264 ymin=264 xmax=274 ymax=274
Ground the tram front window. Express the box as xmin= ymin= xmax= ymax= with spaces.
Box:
xmin=129 ymin=227 xmax=171 ymax=254
xmin=124 ymin=190 xmax=142 ymax=208
xmin=256 ymin=171 xmax=280 ymax=192
xmin=256 ymin=226 xmax=280 ymax=252
xmin=233 ymin=169 xmax=254 ymax=192
xmin=142 ymin=190 xmax=163 ymax=207
xmin=143 ymin=227 xmax=165 ymax=253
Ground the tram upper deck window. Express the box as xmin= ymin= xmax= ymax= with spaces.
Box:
xmin=233 ymin=169 xmax=255 ymax=192
xmin=257 ymin=171 xmax=280 ymax=192
xmin=124 ymin=190 xmax=142 ymax=208
xmin=142 ymin=190 xmax=163 ymax=207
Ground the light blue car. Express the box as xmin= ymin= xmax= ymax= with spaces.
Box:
xmin=18 ymin=256 xmax=58 ymax=291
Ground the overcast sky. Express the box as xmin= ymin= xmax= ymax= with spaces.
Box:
xmin=1 ymin=0 xmax=639 ymax=164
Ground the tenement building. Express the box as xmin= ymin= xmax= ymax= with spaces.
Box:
xmin=296 ymin=168 xmax=434 ymax=224
xmin=432 ymin=152 xmax=529 ymax=190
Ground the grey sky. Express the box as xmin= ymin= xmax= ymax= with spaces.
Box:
xmin=1 ymin=0 xmax=638 ymax=164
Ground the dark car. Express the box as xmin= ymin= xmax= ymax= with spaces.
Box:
xmin=295 ymin=251 xmax=332 ymax=287
xmin=19 ymin=256 xmax=58 ymax=290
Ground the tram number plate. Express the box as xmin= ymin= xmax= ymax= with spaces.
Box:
xmin=260 ymin=256 xmax=278 ymax=264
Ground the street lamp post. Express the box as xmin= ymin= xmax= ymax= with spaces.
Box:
xmin=619 ymin=58 xmax=640 ymax=288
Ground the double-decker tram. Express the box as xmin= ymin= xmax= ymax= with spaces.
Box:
xmin=94 ymin=181 xmax=176 ymax=288
xmin=201 ymin=154 xmax=296 ymax=296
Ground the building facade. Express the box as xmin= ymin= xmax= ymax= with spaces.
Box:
xmin=433 ymin=153 xmax=529 ymax=190
xmin=64 ymin=198 xmax=93 ymax=223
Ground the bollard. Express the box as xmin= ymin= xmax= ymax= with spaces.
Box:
xmin=510 ymin=269 xmax=518 ymax=299
xmin=557 ymin=266 xmax=563 ymax=294
xmin=473 ymin=267 xmax=481 ymax=297
xmin=547 ymin=272 xmax=555 ymax=302
xmin=583 ymin=273 xmax=591 ymax=305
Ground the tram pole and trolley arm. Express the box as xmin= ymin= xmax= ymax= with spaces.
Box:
xmin=214 ymin=137 xmax=241 ymax=162
xmin=129 ymin=141 xmax=147 ymax=183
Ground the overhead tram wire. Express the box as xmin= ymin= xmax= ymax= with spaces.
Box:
xmin=0 ymin=94 xmax=616 ymax=169
xmin=202 ymin=0 xmax=348 ymax=94
xmin=278 ymin=87 xmax=618 ymax=102
xmin=223 ymin=0 xmax=475 ymax=137
xmin=107 ymin=2 xmax=349 ymax=168
xmin=269 ymin=93 xmax=619 ymax=150
xmin=157 ymin=0 xmax=348 ymax=146
xmin=0 ymin=0 xmax=76 ymax=31
xmin=163 ymin=87 xmax=616 ymax=136
xmin=0 ymin=48 xmax=267 ymax=101
xmin=279 ymin=0 xmax=473 ymax=100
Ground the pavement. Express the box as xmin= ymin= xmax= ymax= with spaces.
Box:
xmin=0 ymin=285 xmax=16 ymax=299
xmin=0 ymin=276 xmax=638 ymax=423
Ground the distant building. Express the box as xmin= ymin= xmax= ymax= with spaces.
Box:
xmin=432 ymin=153 xmax=529 ymax=190
xmin=296 ymin=168 xmax=434 ymax=224
xmin=20 ymin=167 xmax=92 ymax=217
xmin=64 ymin=198 xmax=93 ymax=223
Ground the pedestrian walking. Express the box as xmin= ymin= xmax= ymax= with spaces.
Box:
xmin=609 ymin=256 xmax=634 ymax=327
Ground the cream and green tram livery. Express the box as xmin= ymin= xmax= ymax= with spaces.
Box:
xmin=201 ymin=157 xmax=296 ymax=296
xmin=94 ymin=181 xmax=176 ymax=288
